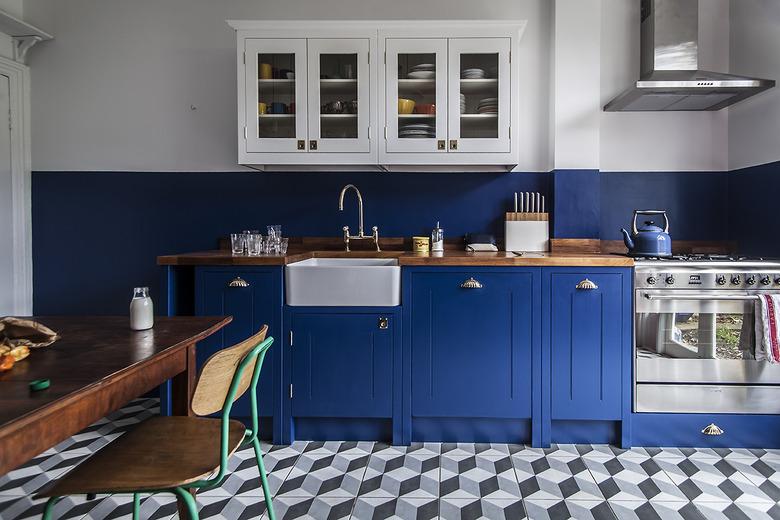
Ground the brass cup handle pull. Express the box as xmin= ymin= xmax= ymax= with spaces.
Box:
xmin=460 ymin=277 xmax=483 ymax=289
xmin=702 ymin=423 xmax=724 ymax=436
xmin=228 ymin=276 xmax=250 ymax=288
xmin=576 ymin=279 xmax=598 ymax=290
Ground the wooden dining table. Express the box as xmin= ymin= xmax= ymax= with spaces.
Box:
xmin=0 ymin=315 xmax=231 ymax=514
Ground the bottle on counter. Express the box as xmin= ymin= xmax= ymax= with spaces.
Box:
xmin=431 ymin=221 xmax=444 ymax=252
xmin=130 ymin=287 xmax=154 ymax=331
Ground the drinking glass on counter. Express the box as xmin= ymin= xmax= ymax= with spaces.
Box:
xmin=246 ymin=233 xmax=262 ymax=256
xmin=230 ymin=233 xmax=245 ymax=255
xmin=279 ymin=238 xmax=289 ymax=255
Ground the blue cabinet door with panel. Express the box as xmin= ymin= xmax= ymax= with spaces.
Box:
xmin=290 ymin=311 xmax=394 ymax=418
xmin=195 ymin=267 xmax=282 ymax=420
xmin=408 ymin=268 xmax=538 ymax=419
xmin=546 ymin=269 xmax=630 ymax=421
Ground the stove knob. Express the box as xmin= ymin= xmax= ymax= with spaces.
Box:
xmin=731 ymin=275 xmax=741 ymax=285
xmin=762 ymin=276 xmax=771 ymax=286
xmin=775 ymin=277 xmax=780 ymax=286
xmin=746 ymin=275 xmax=757 ymax=286
xmin=665 ymin=275 xmax=675 ymax=285
xmin=716 ymin=275 xmax=726 ymax=286
xmin=646 ymin=276 xmax=657 ymax=285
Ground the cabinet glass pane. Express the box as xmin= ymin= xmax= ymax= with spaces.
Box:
xmin=459 ymin=53 xmax=498 ymax=139
xmin=319 ymin=53 xmax=358 ymax=139
xmin=257 ymin=53 xmax=296 ymax=139
xmin=397 ymin=53 xmax=436 ymax=139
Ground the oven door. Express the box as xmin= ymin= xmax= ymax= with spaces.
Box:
xmin=635 ymin=289 xmax=780 ymax=385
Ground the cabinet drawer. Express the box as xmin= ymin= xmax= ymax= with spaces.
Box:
xmin=409 ymin=270 xmax=536 ymax=418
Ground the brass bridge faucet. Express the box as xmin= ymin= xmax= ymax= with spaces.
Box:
xmin=338 ymin=184 xmax=380 ymax=252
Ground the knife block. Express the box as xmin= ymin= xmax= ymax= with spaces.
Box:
xmin=505 ymin=212 xmax=549 ymax=252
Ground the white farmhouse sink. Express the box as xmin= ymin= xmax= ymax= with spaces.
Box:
xmin=285 ymin=258 xmax=401 ymax=306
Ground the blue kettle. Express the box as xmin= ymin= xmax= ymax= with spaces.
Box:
xmin=621 ymin=210 xmax=672 ymax=257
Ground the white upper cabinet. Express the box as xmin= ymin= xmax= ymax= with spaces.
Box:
xmin=229 ymin=21 xmax=525 ymax=171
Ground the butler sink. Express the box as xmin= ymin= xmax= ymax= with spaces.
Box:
xmin=285 ymin=258 xmax=401 ymax=306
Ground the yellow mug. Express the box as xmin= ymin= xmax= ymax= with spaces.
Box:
xmin=412 ymin=236 xmax=430 ymax=253
xmin=258 ymin=102 xmax=267 ymax=115
xmin=259 ymin=63 xmax=273 ymax=80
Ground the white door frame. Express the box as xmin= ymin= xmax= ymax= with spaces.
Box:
xmin=0 ymin=55 xmax=32 ymax=315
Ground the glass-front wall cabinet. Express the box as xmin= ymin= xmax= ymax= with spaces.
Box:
xmin=245 ymin=38 xmax=308 ymax=153
xmin=384 ymin=36 xmax=511 ymax=155
xmin=307 ymin=39 xmax=371 ymax=153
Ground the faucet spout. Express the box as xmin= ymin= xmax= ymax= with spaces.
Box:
xmin=338 ymin=184 xmax=364 ymax=237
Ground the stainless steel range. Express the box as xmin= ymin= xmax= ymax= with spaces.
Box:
xmin=634 ymin=255 xmax=780 ymax=414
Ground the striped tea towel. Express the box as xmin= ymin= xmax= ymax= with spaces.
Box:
xmin=755 ymin=294 xmax=780 ymax=364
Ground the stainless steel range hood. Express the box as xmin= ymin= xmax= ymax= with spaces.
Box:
xmin=604 ymin=0 xmax=775 ymax=112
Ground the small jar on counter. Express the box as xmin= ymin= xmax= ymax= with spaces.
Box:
xmin=130 ymin=287 xmax=154 ymax=331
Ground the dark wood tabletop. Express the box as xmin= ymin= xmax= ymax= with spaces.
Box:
xmin=0 ymin=316 xmax=231 ymax=477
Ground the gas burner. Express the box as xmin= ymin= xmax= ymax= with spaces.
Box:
xmin=632 ymin=254 xmax=765 ymax=262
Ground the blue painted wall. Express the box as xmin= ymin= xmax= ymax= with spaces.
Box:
xmin=32 ymin=166 xmax=760 ymax=315
xmin=728 ymin=161 xmax=780 ymax=257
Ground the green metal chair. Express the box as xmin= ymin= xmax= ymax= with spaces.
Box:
xmin=36 ymin=326 xmax=276 ymax=520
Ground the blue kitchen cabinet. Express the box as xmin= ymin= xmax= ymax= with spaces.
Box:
xmin=543 ymin=267 xmax=632 ymax=446
xmin=195 ymin=267 xmax=283 ymax=436
xmin=405 ymin=267 xmax=541 ymax=444
xmin=285 ymin=308 xmax=400 ymax=443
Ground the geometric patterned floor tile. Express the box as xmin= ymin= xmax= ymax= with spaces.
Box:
xmin=351 ymin=497 xmax=438 ymax=520
xmin=439 ymin=497 xmax=527 ymax=520
xmin=268 ymin=496 xmax=354 ymax=520
xmin=0 ymin=494 xmax=92 ymax=520
xmin=276 ymin=446 xmax=370 ymax=498
xmin=656 ymin=456 xmax=776 ymax=504
xmin=440 ymin=455 xmax=521 ymax=500
xmin=584 ymin=457 xmax=688 ymax=502
xmin=172 ymin=495 xmax=269 ymax=520
xmin=514 ymin=456 xmax=604 ymax=501
xmin=440 ymin=443 xmax=514 ymax=458
xmin=0 ymin=450 xmax=92 ymax=496
xmin=608 ymin=500 xmax=706 ymax=520
xmin=523 ymin=499 xmax=618 ymax=520
xmin=692 ymin=501 xmax=780 ymax=520
xmin=358 ymin=445 xmax=439 ymax=499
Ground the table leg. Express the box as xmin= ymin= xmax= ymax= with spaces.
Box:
xmin=171 ymin=342 xmax=196 ymax=417
xmin=176 ymin=488 xmax=198 ymax=519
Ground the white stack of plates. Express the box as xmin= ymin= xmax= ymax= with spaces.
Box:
xmin=399 ymin=123 xmax=435 ymax=139
xmin=407 ymin=63 xmax=435 ymax=79
xmin=460 ymin=93 xmax=466 ymax=114
xmin=477 ymin=97 xmax=498 ymax=114
xmin=462 ymin=68 xmax=486 ymax=79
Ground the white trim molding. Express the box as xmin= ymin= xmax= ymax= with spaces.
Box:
xmin=0 ymin=55 xmax=33 ymax=315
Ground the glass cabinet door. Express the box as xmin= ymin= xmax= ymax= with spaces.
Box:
xmin=244 ymin=38 xmax=307 ymax=153
xmin=447 ymin=38 xmax=511 ymax=153
xmin=385 ymin=38 xmax=447 ymax=153
xmin=307 ymin=39 xmax=371 ymax=153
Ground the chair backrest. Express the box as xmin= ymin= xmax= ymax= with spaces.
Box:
xmin=191 ymin=325 xmax=269 ymax=416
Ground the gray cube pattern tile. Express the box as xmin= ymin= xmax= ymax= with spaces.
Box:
xmin=2 ymin=399 xmax=780 ymax=520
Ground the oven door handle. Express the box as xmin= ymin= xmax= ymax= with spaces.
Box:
xmin=642 ymin=293 xmax=761 ymax=301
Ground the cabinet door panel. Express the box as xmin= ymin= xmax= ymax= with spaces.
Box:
xmin=245 ymin=38 xmax=308 ymax=153
xmin=447 ymin=38 xmax=511 ymax=153
xmin=385 ymin=38 xmax=448 ymax=153
xmin=307 ymin=38 xmax=371 ymax=153
xmin=550 ymin=273 xmax=624 ymax=420
xmin=196 ymin=270 xmax=279 ymax=417
xmin=292 ymin=313 xmax=393 ymax=418
xmin=411 ymin=272 xmax=533 ymax=418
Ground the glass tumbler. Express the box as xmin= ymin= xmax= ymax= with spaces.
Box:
xmin=230 ymin=233 xmax=245 ymax=255
xmin=279 ymin=238 xmax=289 ymax=255
xmin=246 ymin=233 xmax=262 ymax=256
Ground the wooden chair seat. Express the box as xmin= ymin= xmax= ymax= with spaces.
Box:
xmin=36 ymin=416 xmax=246 ymax=497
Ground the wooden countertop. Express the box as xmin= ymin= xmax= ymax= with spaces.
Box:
xmin=157 ymin=249 xmax=634 ymax=267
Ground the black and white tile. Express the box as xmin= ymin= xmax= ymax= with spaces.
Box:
xmin=4 ymin=398 xmax=780 ymax=520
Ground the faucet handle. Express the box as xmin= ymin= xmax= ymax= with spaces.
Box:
xmin=372 ymin=226 xmax=381 ymax=252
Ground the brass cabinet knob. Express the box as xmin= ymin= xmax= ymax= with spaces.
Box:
xmin=297 ymin=140 xmax=306 ymax=150
xmin=309 ymin=140 xmax=318 ymax=150
xmin=702 ymin=423 xmax=724 ymax=436
xmin=460 ymin=277 xmax=483 ymax=289
xmin=437 ymin=140 xmax=446 ymax=150
xmin=378 ymin=317 xmax=389 ymax=330
xmin=228 ymin=277 xmax=250 ymax=288
xmin=576 ymin=279 xmax=598 ymax=290
xmin=449 ymin=139 xmax=458 ymax=150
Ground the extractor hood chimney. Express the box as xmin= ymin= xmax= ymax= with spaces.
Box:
xmin=604 ymin=0 xmax=775 ymax=112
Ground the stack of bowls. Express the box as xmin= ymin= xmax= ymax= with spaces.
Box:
xmin=460 ymin=93 xmax=466 ymax=114
xmin=461 ymin=68 xmax=486 ymax=79
xmin=477 ymin=97 xmax=498 ymax=114
xmin=407 ymin=63 xmax=435 ymax=79
xmin=399 ymin=123 xmax=435 ymax=139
